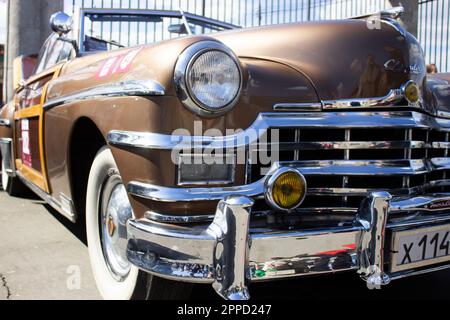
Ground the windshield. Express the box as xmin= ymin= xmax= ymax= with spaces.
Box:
xmin=80 ymin=10 xmax=238 ymax=52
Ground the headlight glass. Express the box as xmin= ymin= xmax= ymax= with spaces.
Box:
xmin=187 ymin=50 xmax=241 ymax=110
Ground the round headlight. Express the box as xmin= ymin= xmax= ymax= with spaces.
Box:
xmin=175 ymin=41 xmax=242 ymax=116
xmin=188 ymin=50 xmax=241 ymax=110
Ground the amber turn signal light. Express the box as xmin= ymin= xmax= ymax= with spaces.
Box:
xmin=403 ymin=81 xmax=420 ymax=104
xmin=265 ymin=168 xmax=307 ymax=211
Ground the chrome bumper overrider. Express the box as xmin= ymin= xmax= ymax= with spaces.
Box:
xmin=126 ymin=191 xmax=450 ymax=300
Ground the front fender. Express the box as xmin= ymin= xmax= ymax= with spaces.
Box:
xmin=425 ymin=73 xmax=450 ymax=117
xmin=0 ymin=102 xmax=15 ymax=140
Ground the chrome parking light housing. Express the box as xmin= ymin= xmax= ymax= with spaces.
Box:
xmin=264 ymin=167 xmax=307 ymax=212
xmin=174 ymin=40 xmax=243 ymax=117
xmin=401 ymin=80 xmax=421 ymax=105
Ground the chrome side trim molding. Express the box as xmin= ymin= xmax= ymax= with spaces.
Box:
xmin=108 ymin=111 xmax=450 ymax=151
xmin=44 ymin=80 xmax=165 ymax=110
xmin=16 ymin=171 xmax=77 ymax=223
xmin=0 ymin=119 xmax=11 ymax=127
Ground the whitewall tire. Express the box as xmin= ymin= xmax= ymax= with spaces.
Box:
xmin=86 ymin=146 xmax=145 ymax=300
xmin=1 ymin=159 xmax=9 ymax=192
xmin=86 ymin=146 xmax=193 ymax=300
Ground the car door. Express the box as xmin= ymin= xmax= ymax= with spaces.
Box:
xmin=14 ymin=34 xmax=73 ymax=193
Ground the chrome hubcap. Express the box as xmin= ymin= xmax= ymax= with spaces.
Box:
xmin=100 ymin=173 xmax=132 ymax=281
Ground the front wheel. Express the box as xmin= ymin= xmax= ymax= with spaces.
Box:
xmin=86 ymin=146 xmax=192 ymax=300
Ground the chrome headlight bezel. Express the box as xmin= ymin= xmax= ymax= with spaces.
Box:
xmin=174 ymin=40 xmax=243 ymax=117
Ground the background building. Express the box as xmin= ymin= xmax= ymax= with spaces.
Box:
xmin=2 ymin=0 xmax=449 ymax=104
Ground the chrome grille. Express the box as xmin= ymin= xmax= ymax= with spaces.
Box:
xmin=248 ymin=126 xmax=450 ymax=212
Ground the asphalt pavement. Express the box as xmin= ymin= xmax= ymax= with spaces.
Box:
xmin=0 ymin=187 xmax=450 ymax=300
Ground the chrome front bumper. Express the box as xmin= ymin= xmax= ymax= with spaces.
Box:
xmin=126 ymin=191 xmax=450 ymax=300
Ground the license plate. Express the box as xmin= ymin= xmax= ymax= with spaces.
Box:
xmin=390 ymin=224 xmax=450 ymax=273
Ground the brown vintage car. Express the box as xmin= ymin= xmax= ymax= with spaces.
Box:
xmin=1 ymin=7 xmax=450 ymax=300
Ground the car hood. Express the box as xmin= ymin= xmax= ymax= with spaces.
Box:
xmin=213 ymin=20 xmax=426 ymax=102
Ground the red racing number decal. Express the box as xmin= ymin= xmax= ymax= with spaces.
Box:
xmin=96 ymin=47 xmax=143 ymax=79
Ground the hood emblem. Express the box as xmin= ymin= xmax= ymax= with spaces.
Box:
xmin=409 ymin=63 xmax=423 ymax=74
xmin=384 ymin=59 xmax=406 ymax=72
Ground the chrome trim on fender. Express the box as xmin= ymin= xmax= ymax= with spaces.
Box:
xmin=43 ymin=80 xmax=165 ymax=110
xmin=108 ymin=111 xmax=450 ymax=151
xmin=0 ymin=119 xmax=11 ymax=127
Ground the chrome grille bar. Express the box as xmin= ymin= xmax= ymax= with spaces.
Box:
xmin=259 ymin=140 xmax=432 ymax=151
xmin=246 ymin=111 xmax=450 ymax=213
xmin=279 ymin=159 xmax=436 ymax=176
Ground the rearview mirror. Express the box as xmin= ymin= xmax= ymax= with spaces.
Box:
xmin=168 ymin=23 xmax=188 ymax=35
xmin=13 ymin=55 xmax=38 ymax=92
xmin=50 ymin=11 xmax=73 ymax=36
